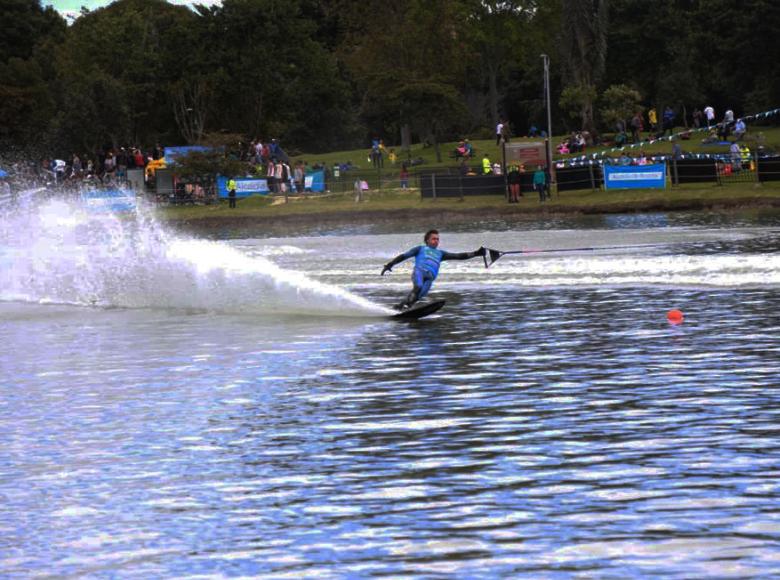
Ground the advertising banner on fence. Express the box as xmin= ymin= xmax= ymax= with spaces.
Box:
xmin=218 ymin=171 xmax=325 ymax=197
xmin=603 ymin=163 xmax=666 ymax=190
xmin=81 ymin=189 xmax=136 ymax=213
xmin=305 ymin=171 xmax=325 ymax=192
xmin=217 ymin=176 xmax=270 ymax=198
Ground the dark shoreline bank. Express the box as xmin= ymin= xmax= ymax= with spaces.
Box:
xmin=167 ymin=196 xmax=780 ymax=235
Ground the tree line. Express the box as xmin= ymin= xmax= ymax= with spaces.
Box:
xmin=1 ymin=0 xmax=777 ymax=159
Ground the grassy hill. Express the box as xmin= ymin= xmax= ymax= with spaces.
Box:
xmin=290 ymin=126 xmax=780 ymax=172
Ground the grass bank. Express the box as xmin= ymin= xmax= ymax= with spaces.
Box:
xmin=159 ymin=125 xmax=780 ymax=227
xmin=160 ymin=181 xmax=780 ymax=229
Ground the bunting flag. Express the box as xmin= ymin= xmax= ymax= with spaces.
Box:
xmin=556 ymin=107 xmax=780 ymax=168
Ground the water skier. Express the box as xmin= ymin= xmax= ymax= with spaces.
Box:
xmin=381 ymin=229 xmax=485 ymax=310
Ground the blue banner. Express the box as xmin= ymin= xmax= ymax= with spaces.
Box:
xmin=305 ymin=170 xmax=325 ymax=192
xmin=604 ymin=163 xmax=666 ymax=190
xmin=81 ymin=189 xmax=136 ymax=213
xmin=217 ymin=176 xmax=270 ymax=198
xmin=217 ymin=171 xmax=325 ymax=197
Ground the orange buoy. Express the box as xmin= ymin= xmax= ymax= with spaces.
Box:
xmin=667 ymin=309 xmax=684 ymax=324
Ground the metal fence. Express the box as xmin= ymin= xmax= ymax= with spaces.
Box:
xmin=413 ymin=154 xmax=780 ymax=200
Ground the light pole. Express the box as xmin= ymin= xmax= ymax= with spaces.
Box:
xmin=541 ymin=54 xmax=555 ymax=191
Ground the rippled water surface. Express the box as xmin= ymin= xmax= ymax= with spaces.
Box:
xmin=2 ymin=201 xmax=780 ymax=577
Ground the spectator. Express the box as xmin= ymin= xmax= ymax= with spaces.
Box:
xmin=730 ymin=141 xmax=741 ymax=170
xmin=501 ymin=119 xmax=511 ymax=144
xmin=454 ymin=140 xmax=468 ymax=159
xmin=717 ymin=120 xmax=731 ymax=141
xmin=370 ymin=138 xmax=383 ymax=168
xmin=704 ymin=105 xmax=715 ymax=128
xmin=507 ymin=164 xmax=523 ymax=203
xmin=116 ymin=148 xmax=128 ymax=179
xmin=71 ymin=154 xmax=82 ymax=178
xmin=630 ymin=112 xmax=643 ymax=143
xmin=692 ymin=108 xmax=703 ymax=128
xmin=733 ymin=118 xmax=746 ymax=141
xmin=227 ymin=178 xmax=237 ymax=208
xmin=648 ymin=107 xmax=658 ymax=133
xmin=495 ymin=119 xmax=504 ymax=145
xmin=662 ymin=106 xmax=675 ymax=135
xmin=134 ymin=149 xmax=145 ymax=168
xmin=399 ymin=163 xmax=409 ymax=189
xmin=533 ymin=165 xmax=547 ymax=202
xmin=575 ymin=132 xmax=586 ymax=152
xmin=104 ymin=151 xmax=116 ymax=177
xmin=293 ymin=162 xmax=304 ymax=193
xmin=481 ymin=154 xmax=492 ymax=174
xmin=739 ymin=144 xmax=751 ymax=168
xmin=672 ymin=139 xmax=683 ymax=160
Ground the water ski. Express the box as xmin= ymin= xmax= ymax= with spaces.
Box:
xmin=390 ymin=299 xmax=446 ymax=321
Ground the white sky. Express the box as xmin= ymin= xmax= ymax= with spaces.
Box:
xmin=46 ymin=0 xmax=221 ymax=21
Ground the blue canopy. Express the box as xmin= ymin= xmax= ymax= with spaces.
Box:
xmin=0 ymin=168 xmax=8 ymax=178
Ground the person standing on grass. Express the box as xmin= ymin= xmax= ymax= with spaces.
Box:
xmin=507 ymin=165 xmax=523 ymax=203
xmin=704 ymin=105 xmax=715 ymax=128
xmin=399 ymin=163 xmax=409 ymax=189
xmin=533 ymin=165 xmax=547 ymax=202
xmin=227 ymin=178 xmax=237 ymax=208
xmin=482 ymin=153 xmax=492 ymax=174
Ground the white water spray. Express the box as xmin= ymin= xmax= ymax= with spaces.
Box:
xmin=0 ymin=197 xmax=390 ymax=316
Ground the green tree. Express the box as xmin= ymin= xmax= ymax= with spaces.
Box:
xmin=50 ymin=0 xmax=197 ymax=150
xmin=0 ymin=0 xmax=66 ymax=64
xmin=599 ymin=83 xmax=641 ymax=130
xmin=339 ymin=0 xmax=470 ymax=158
xmin=462 ymin=0 xmax=534 ymax=127
xmin=193 ymin=0 xmax=354 ymax=150
xmin=0 ymin=57 xmax=55 ymax=153
xmin=559 ymin=83 xmax=598 ymax=129
xmin=559 ymin=0 xmax=608 ymax=133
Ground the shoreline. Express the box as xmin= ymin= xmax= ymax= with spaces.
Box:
xmin=166 ymin=195 xmax=780 ymax=232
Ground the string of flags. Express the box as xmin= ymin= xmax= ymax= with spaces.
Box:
xmin=557 ymin=107 xmax=780 ymax=168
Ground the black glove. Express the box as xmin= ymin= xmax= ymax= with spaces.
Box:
xmin=381 ymin=264 xmax=392 ymax=276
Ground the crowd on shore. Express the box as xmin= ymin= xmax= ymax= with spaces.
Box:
xmin=1 ymin=143 xmax=166 ymax=192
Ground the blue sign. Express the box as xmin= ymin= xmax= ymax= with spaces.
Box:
xmin=604 ymin=163 xmax=666 ymax=190
xmin=305 ymin=170 xmax=325 ymax=193
xmin=217 ymin=170 xmax=326 ymax=197
xmin=81 ymin=189 xmax=136 ymax=213
xmin=217 ymin=176 xmax=270 ymax=198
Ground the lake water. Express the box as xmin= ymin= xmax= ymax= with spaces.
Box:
xmin=2 ymin=199 xmax=780 ymax=577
